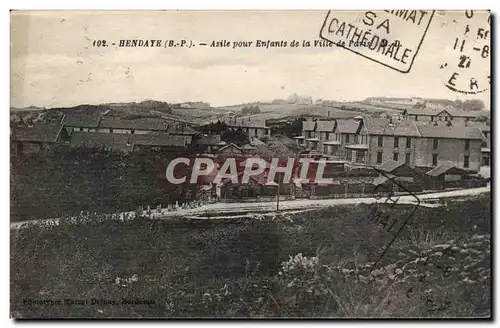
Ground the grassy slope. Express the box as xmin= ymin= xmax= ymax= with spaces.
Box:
xmin=11 ymin=195 xmax=491 ymax=318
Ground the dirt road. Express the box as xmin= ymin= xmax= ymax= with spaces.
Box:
xmin=10 ymin=187 xmax=490 ymax=229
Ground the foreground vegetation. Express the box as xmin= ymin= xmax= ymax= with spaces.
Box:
xmin=11 ymin=195 xmax=491 ymax=318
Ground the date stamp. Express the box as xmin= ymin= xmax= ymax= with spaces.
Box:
xmin=440 ymin=10 xmax=490 ymax=95
xmin=319 ymin=10 xmax=435 ymax=73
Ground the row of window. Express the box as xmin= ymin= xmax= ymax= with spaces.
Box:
xmin=378 ymin=136 xmax=471 ymax=152
xmin=375 ymin=151 xmax=470 ymax=168
xmin=376 ymin=151 xmax=411 ymax=165
xmin=378 ymin=136 xmax=412 ymax=148
xmin=312 ymin=132 xmax=368 ymax=144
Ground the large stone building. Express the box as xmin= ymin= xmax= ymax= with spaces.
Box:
xmin=297 ymin=116 xmax=486 ymax=173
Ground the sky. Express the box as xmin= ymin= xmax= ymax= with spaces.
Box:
xmin=10 ymin=10 xmax=491 ymax=108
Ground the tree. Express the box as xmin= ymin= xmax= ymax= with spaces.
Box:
xmin=221 ymin=127 xmax=249 ymax=146
xmin=241 ymin=105 xmax=261 ymax=115
xmin=461 ymin=99 xmax=485 ymax=111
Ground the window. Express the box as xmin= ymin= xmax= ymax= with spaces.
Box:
xmin=353 ymin=135 xmax=358 ymax=143
xmin=109 ymin=128 xmax=114 ymax=133
xmin=433 ymin=138 xmax=439 ymax=150
xmin=394 ymin=136 xmax=399 ymax=148
xmin=465 ymin=139 xmax=470 ymax=151
xmin=356 ymin=151 xmax=366 ymax=163
xmin=431 ymin=116 xmax=434 ymax=122
xmin=326 ymin=132 xmax=330 ymax=140
xmin=346 ymin=150 xmax=352 ymax=161
xmin=405 ymin=153 xmax=411 ymax=164
xmin=464 ymin=155 xmax=470 ymax=168
xmin=444 ymin=116 xmax=449 ymax=121
xmin=482 ymin=141 xmax=487 ymax=147
xmin=432 ymin=154 xmax=438 ymax=166
xmin=79 ymin=127 xmax=83 ymax=132
xmin=415 ymin=115 xmax=418 ymax=121
xmin=346 ymin=134 xmax=350 ymax=143
xmin=378 ymin=136 xmax=383 ymax=147
xmin=254 ymin=128 xmax=258 ymax=136
xmin=377 ymin=151 xmax=383 ymax=164
xmin=131 ymin=129 xmax=135 ymax=135
xmin=406 ymin=137 xmax=412 ymax=148
xmin=393 ymin=152 xmax=399 ymax=161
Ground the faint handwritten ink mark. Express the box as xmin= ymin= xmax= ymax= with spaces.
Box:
xmin=368 ymin=166 xmax=421 ymax=266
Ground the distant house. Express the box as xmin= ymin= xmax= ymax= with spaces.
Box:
xmin=194 ymin=134 xmax=226 ymax=154
xmin=336 ymin=117 xmax=368 ymax=166
xmin=68 ymin=131 xmax=135 ymax=153
xmin=96 ymin=117 xmax=169 ymax=134
xmin=300 ymin=120 xmax=317 ymax=149
xmin=166 ymin=124 xmax=199 ymax=144
xmin=373 ymin=160 xmax=424 ymax=192
xmin=224 ymin=117 xmax=271 ymax=139
xmin=69 ymin=132 xmax=188 ymax=153
xmin=402 ymin=107 xmax=477 ymax=125
xmin=11 ymin=124 xmax=68 ymax=155
xmin=424 ymin=164 xmax=472 ymax=190
xmin=316 ymin=120 xmax=337 ymax=154
xmin=62 ymin=114 xmax=101 ymax=133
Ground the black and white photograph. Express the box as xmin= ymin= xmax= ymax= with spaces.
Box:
xmin=9 ymin=9 xmax=492 ymax=319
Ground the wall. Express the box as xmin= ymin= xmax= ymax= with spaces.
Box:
xmin=369 ymin=135 xmax=414 ymax=166
xmin=413 ymin=137 xmax=481 ymax=172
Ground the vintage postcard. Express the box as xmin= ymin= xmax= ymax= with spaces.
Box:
xmin=10 ymin=10 xmax=491 ymax=319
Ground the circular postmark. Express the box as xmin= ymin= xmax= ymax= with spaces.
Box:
xmin=440 ymin=10 xmax=490 ymax=95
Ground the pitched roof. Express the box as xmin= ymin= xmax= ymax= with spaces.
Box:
xmin=197 ymin=134 xmax=224 ymax=146
xmin=335 ymin=119 xmax=359 ymax=134
xmin=225 ymin=118 xmax=270 ymax=129
xmin=69 ymin=131 xmax=134 ymax=152
xmin=404 ymin=107 xmax=447 ymax=116
xmin=445 ymin=108 xmax=478 ymax=118
xmin=425 ymin=164 xmax=470 ymax=177
xmin=375 ymin=160 xmax=405 ymax=173
xmin=250 ymin=138 xmax=267 ymax=146
xmin=406 ymin=107 xmax=478 ymax=118
xmin=316 ymin=120 xmax=336 ymax=132
xmin=468 ymin=122 xmax=491 ymax=132
xmin=302 ymin=121 xmax=316 ymax=131
xmin=241 ymin=144 xmax=256 ymax=150
xmin=11 ymin=124 xmax=63 ymax=143
xmin=99 ymin=117 xmax=169 ymax=131
xmin=132 ymin=134 xmax=187 ymax=147
xmin=372 ymin=176 xmax=390 ymax=186
xmin=166 ymin=124 xmax=199 ymax=135
xmin=416 ymin=123 xmax=484 ymax=139
xmin=363 ymin=117 xmax=391 ymax=134
xmin=62 ymin=114 xmax=101 ymax=128
xmin=368 ymin=119 xmax=421 ymax=136
xmin=371 ymin=175 xmax=416 ymax=186
xmin=218 ymin=143 xmax=243 ymax=153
